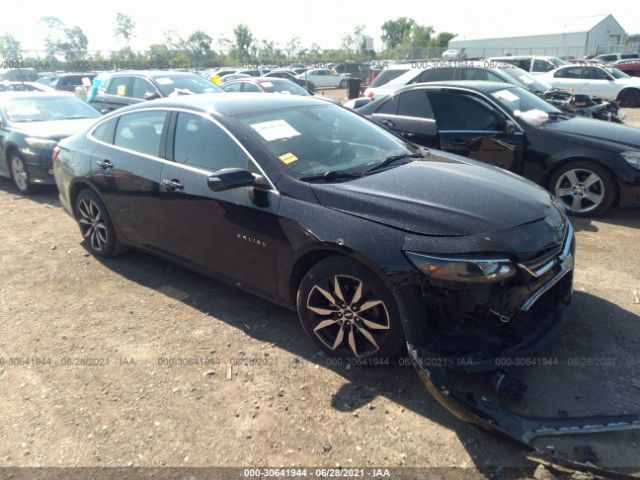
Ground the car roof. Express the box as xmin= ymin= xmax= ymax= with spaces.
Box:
xmin=227 ymin=77 xmax=294 ymax=84
xmin=397 ymin=80 xmax=517 ymax=94
xmin=110 ymin=70 xmax=200 ymax=78
xmin=116 ymin=92 xmax=326 ymax=116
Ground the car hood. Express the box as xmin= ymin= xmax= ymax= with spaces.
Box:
xmin=617 ymin=76 xmax=640 ymax=86
xmin=539 ymin=116 xmax=640 ymax=148
xmin=11 ymin=118 xmax=98 ymax=141
xmin=310 ymin=153 xmax=553 ymax=236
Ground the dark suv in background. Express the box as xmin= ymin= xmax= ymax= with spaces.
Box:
xmin=89 ymin=71 xmax=223 ymax=113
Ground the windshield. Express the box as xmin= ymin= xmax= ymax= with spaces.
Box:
xmin=369 ymin=68 xmax=411 ymax=87
xmin=258 ymin=80 xmax=309 ymax=96
xmin=489 ymin=86 xmax=561 ymax=122
xmin=155 ymin=75 xmax=223 ymax=96
xmin=236 ymin=104 xmax=413 ymax=177
xmin=550 ymin=57 xmax=568 ymax=67
xmin=382 ymin=69 xmax=420 ymax=90
xmin=496 ymin=67 xmax=552 ymax=92
xmin=3 ymin=96 xmax=101 ymax=122
xmin=608 ymin=68 xmax=629 ymax=79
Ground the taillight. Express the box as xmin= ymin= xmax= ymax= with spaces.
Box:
xmin=52 ymin=146 xmax=61 ymax=165
xmin=365 ymin=90 xmax=374 ymax=98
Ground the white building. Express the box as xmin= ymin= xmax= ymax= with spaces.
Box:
xmin=448 ymin=14 xmax=628 ymax=58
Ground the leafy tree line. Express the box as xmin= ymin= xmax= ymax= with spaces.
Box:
xmin=0 ymin=15 xmax=455 ymax=71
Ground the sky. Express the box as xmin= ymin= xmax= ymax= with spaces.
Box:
xmin=1 ymin=0 xmax=639 ymax=54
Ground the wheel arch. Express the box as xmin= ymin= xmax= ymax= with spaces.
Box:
xmin=616 ymin=87 xmax=640 ymax=105
xmin=543 ymin=156 xmax=620 ymax=206
xmin=4 ymin=143 xmax=21 ymax=171
xmin=288 ymin=245 xmax=392 ymax=306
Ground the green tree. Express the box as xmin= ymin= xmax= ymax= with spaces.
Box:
xmin=0 ymin=34 xmax=22 ymax=62
xmin=233 ymin=24 xmax=254 ymax=62
xmin=430 ymin=32 xmax=456 ymax=48
xmin=115 ymin=13 xmax=135 ymax=49
xmin=381 ymin=17 xmax=415 ymax=49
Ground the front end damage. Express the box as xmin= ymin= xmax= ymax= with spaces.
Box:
xmin=396 ymin=221 xmax=640 ymax=475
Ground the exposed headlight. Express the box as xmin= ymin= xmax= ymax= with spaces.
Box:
xmin=25 ymin=137 xmax=58 ymax=149
xmin=405 ymin=252 xmax=516 ymax=284
xmin=621 ymin=151 xmax=640 ymax=170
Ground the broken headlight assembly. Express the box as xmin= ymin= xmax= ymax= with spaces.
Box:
xmin=404 ymin=252 xmax=516 ymax=284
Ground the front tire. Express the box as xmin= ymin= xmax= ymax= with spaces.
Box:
xmin=297 ymin=257 xmax=403 ymax=360
xmin=549 ymin=161 xmax=616 ymax=217
xmin=10 ymin=154 xmax=33 ymax=195
xmin=617 ymin=88 xmax=640 ymax=107
xmin=74 ymin=189 xmax=126 ymax=257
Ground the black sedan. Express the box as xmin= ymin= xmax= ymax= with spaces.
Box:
xmin=0 ymin=92 xmax=101 ymax=194
xmin=357 ymin=81 xmax=640 ymax=216
xmin=264 ymin=69 xmax=315 ymax=91
xmin=53 ymin=93 xmax=640 ymax=449
xmin=89 ymin=71 xmax=223 ymax=114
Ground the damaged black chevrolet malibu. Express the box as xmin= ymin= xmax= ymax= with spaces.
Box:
xmin=53 ymin=93 xmax=639 ymax=467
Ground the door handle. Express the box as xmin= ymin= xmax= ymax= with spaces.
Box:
xmin=162 ymin=179 xmax=185 ymax=192
xmin=96 ymin=159 xmax=113 ymax=169
xmin=381 ymin=118 xmax=395 ymax=127
xmin=449 ymin=138 xmax=468 ymax=147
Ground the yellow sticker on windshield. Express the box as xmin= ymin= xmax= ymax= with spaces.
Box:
xmin=279 ymin=152 xmax=298 ymax=164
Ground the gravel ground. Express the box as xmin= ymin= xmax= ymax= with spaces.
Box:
xmin=0 ymin=108 xmax=639 ymax=478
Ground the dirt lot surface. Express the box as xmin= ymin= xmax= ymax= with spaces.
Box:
xmin=0 ymin=112 xmax=639 ymax=478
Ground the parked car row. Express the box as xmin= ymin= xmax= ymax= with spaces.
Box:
xmin=359 ymin=61 xmax=626 ymax=122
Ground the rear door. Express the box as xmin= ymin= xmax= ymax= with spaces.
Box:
xmin=156 ymin=112 xmax=281 ymax=295
xmin=428 ymin=89 xmax=525 ymax=172
xmin=549 ymin=66 xmax=586 ymax=93
xmin=90 ymin=109 xmax=169 ymax=245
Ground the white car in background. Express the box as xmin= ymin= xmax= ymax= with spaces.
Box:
xmin=295 ymin=68 xmax=350 ymax=88
xmin=542 ymin=64 xmax=640 ymax=107
xmin=442 ymin=48 xmax=466 ymax=59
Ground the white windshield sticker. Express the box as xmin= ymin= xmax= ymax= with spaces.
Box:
xmin=9 ymin=106 xmax=40 ymax=116
xmin=515 ymin=109 xmax=549 ymax=125
xmin=260 ymin=81 xmax=274 ymax=88
xmin=251 ymin=120 xmax=301 ymax=141
xmin=494 ymin=89 xmax=520 ymax=102
xmin=518 ymin=76 xmax=534 ymax=85
xmin=156 ymin=77 xmax=174 ymax=85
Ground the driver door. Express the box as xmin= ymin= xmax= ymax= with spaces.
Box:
xmin=154 ymin=112 xmax=281 ymax=296
xmin=427 ymin=89 xmax=525 ymax=172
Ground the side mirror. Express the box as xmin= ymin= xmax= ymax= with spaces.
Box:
xmin=144 ymin=91 xmax=159 ymax=100
xmin=207 ymin=168 xmax=256 ymax=192
xmin=504 ymin=120 xmax=517 ymax=135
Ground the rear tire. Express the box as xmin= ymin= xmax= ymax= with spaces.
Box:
xmin=549 ymin=160 xmax=616 ymax=217
xmin=297 ymin=256 xmax=403 ymax=360
xmin=339 ymin=79 xmax=347 ymax=89
xmin=9 ymin=154 xmax=34 ymax=195
xmin=74 ymin=189 xmax=127 ymax=257
xmin=617 ymin=88 xmax=640 ymax=107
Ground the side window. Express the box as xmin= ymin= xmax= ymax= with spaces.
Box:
xmin=107 ymin=76 xmax=131 ymax=96
xmin=91 ymin=119 xmax=117 ymax=143
xmin=131 ymin=78 xmax=158 ymax=99
xmin=397 ymin=90 xmax=434 ymax=119
xmin=554 ymin=67 xmax=582 ymax=79
xmin=375 ymin=96 xmax=398 ymax=115
xmin=532 ymin=60 xmax=554 ymax=73
xmin=173 ymin=113 xmax=248 ymax=172
xmin=582 ymin=67 xmax=611 ymax=80
xmin=242 ymin=83 xmax=261 ymax=92
xmin=419 ymin=68 xmax=455 ymax=82
xmin=428 ymin=91 xmax=501 ymax=131
xmin=224 ymin=82 xmax=242 ymax=92
xmin=114 ymin=111 xmax=166 ymax=156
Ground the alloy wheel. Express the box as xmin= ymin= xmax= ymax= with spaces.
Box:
xmin=11 ymin=156 xmax=29 ymax=192
xmin=77 ymin=198 xmax=109 ymax=252
xmin=306 ymin=274 xmax=390 ymax=357
xmin=554 ymin=168 xmax=605 ymax=214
